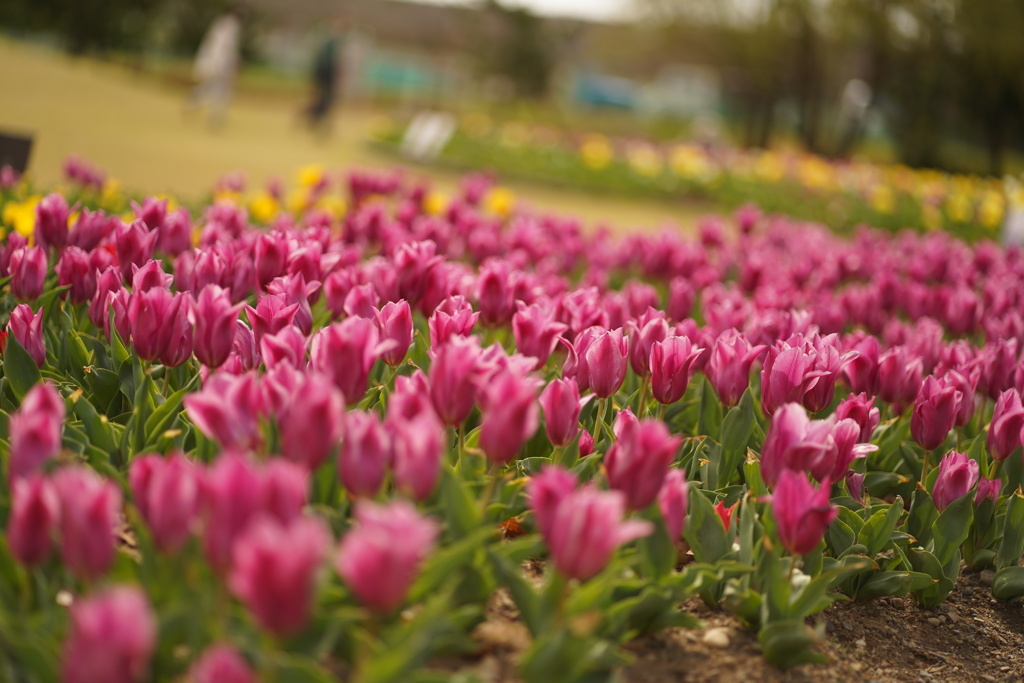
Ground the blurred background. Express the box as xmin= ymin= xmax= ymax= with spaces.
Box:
xmin=1 ymin=0 xmax=1023 ymax=232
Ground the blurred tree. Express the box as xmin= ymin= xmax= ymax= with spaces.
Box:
xmin=477 ymin=0 xmax=554 ymax=99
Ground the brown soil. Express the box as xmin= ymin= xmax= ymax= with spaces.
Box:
xmin=442 ymin=569 xmax=1024 ymax=683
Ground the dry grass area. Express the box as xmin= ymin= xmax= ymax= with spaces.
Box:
xmin=0 ymin=39 xmax=708 ymax=231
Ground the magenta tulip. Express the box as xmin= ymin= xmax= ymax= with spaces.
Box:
xmin=52 ymin=466 xmax=121 ymax=580
xmin=513 ymin=302 xmax=568 ymax=369
xmin=34 ymin=192 xmax=70 ymax=251
xmin=931 ymin=451 xmax=980 ymax=511
xmin=649 ymin=336 xmax=704 ymax=404
xmin=760 ymin=403 xmax=837 ymax=488
xmin=229 ymin=515 xmax=329 ymax=636
xmin=375 ymin=300 xmax=414 ymax=366
xmin=527 ymin=465 xmax=578 ymax=538
xmin=706 ymin=330 xmax=766 ymax=407
xmin=428 ymin=335 xmax=484 ymax=426
xmin=585 ymin=328 xmax=629 ymax=398
xmin=604 ymin=410 xmax=681 ymax=510
xmin=8 ymin=303 xmax=45 ymax=367
xmin=62 ymin=586 xmax=156 ymax=683
xmin=658 ymin=469 xmax=689 ymax=541
xmin=280 ymin=374 xmax=344 ymax=470
xmin=539 ymin=377 xmax=590 ymax=448
xmin=338 ymin=410 xmax=392 ymax=498
xmin=987 ymin=389 xmax=1024 ymax=462
xmin=6 ymin=474 xmax=59 ymax=566
xmin=129 ymin=453 xmax=200 ymax=553
xmin=910 ymin=375 xmax=962 ymax=451
xmin=390 ymin=412 xmax=444 ymax=502
xmin=772 ymin=470 xmax=837 ymax=556
xmin=335 ymin=501 xmax=439 ymax=613
xmin=8 ymin=380 xmax=64 ymax=480
xmin=57 ymin=246 xmax=96 ymax=304
xmin=191 ymin=285 xmax=243 ymax=368
xmin=311 ymin=317 xmax=386 ymax=405
xmin=188 ymin=644 xmax=255 ymax=683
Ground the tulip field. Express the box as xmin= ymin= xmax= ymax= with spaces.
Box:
xmin=1 ymin=157 xmax=1024 ymax=682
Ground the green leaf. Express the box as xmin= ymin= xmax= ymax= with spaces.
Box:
xmin=273 ymin=654 xmax=337 ymax=683
xmin=486 ymin=548 xmax=543 ymax=636
xmin=143 ymin=376 xmax=199 ymax=451
xmin=440 ymin=467 xmax=481 ymax=537
xmin=758 ymin=619 xmax=827 ymax=668
xmin=997 ymin=487 xmax=1024 ymax=569
xmin=826 ymin=515 xmax=857 ymax=556
xmin=408 ymin=527 xmax=495 ymax=603
xmin=859 ymin=498 xmax=905 ymax=557
xmin=991 ymin=566 xmax=1024 ymax=601
xmin=717 ymin=389 xmax=755 ymax=487
xmin=855 ymin=571 xmax=914 ymax=600
xmin=637 ymin=507 xmax=676 ymax=580
xmin=697 ymin=377 xmax=723 ymax=441
xmin=931 ymin=494 xmax=974 ymax=567
xmin=907 ymin=489 xmax=938 ymax=548
xmin=3 ymin=334 xmax=42 ymax=400
xmin=683 ymin=487 xmax=730 ymax=564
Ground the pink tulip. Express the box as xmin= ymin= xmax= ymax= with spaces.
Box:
xmin=428 ymin=296 xmax=479 ymax=347
xmin=649 ymin=336 xmax=704 ymax=405
xmin=842 ymin=336 xmax=880 ymax=396
xmin=513 ymin=302 xmax=568 ymax=369
xmin=545 ymin=486 xmax=652 ymax=581
xmin=254 ymin=232 xmax=288 ymax=287
xmin=130 ymin=260 xmax=173 ymax=291
xmin=191 ymin=285 xmax=243 ymax=368
xmin=759 ymin=403 xmax=837 ymax=488
xmin=6 ymin=474 xmax=59 ymax=566
xmin=338 ymin=410 xmax=392 ymax=498
xmin=390 ymin=412 xmax=444 ymax=502
xmin=116 ymin=220 xmax=159 ymax=282
xmin=834 ymin=393 xmax=880 ymax=443
xmin=8 ymin=303 xmax=45 ymax=366
xmin=931 ymin=451 xmax=980 ymax=511
xmin=988 ymin=389 xmax=1024 ymax=461
xmin=760 ymin=345 xmax=819 ymax=416
xmin=8 ymin=381 xmax=65 ymax=480
xmin=343 ymin=283 xmax=380 ymax=319
xmin=89 ymin=267 xmax=122 ymax=337
xmin=52 ymin=466 xmax=121 ymax=580
xmin=877 ymin=346 xmax=923 ymax=409
xmin=184 ymin=372 xmax=264 ymax=450
xmin=62 ymin=586 xmax=156 ymax=683
xmin=975 ymin=476 xmax=1002 ymax=506
xmin=604 ymin=410 xmax=681 ymax=510
xmin=311 ymin=317 xmax=387 ymax=405
xmin=429 ymin=335 xmax=484 ymax=426
xmin=705 ymin=330 xmax=765 ymax=407
xmin=229 ymin=515 xmax=329 ymax=636
xmin=667 ymin=277 xmax=695 ymax=321
xmin=527 ymin=465 xmax=578 ymax=538
xmin=261 ymin=459 xmax=309 ymax=525
xmin=260 ymin=325 xmax=308 ymax=370
xmin=539 ymin=377 xmax=590 ymax=447
xmin=578 ymin=428 xmax=595 ymax=457
xmin=188 ymin=644 xmax=255 ymax=683
xmin=910 ymin=375 xmax=962 ymax=451
xmin=129 ymin=453 xmax=200 ymax=553
xmin=375 ymin=300 xmax=414 ymax=366
xmin=266 ymin=273 xmax=317 ymax=335
xmin=245 ymin=294 xmax=299 ymax=346
xmin=57 ymin=246 xmax=96 ymax=304
xmin=34 ymin=192 xmax=70 ymax=251
xmin=628 ymin=313 xmax=669 ymax=378
xmin=125 ymin=287 xmax=185 ymax=361
xmin=658 ymin=469 xmax=689 ymax=541
xmin=585 ymin=328 xmax=629 ymax=398
xmin=772 ymin=470 xmax=837 ymax=556
xmin=477 ymin=260 xmax=514 ymax=326
xmin=335 ymin=501 xmax=439 ymax=613
xmin=279 ymin=374 xmax=344 ymax=470
xmin=479 ymin=370 xmax=540 ymax=465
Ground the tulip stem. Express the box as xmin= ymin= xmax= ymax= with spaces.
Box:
xmin=480 ymin=462 xmax=500 ymax=520
xmin=261 ymin=633 xmax=278 ymax=683
xmin=787 ymin=557 xmax=799 ymax=586
xmin=637 ymin=376 xmax=650 ymax=418
xmin=989 ymin=458 xmax=1002 ymax=481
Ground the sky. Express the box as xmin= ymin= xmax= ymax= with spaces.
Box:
xmin=411 ymin=0 xmax=635 ymax=22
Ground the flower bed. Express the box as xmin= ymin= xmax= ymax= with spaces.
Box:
xmin=373 ymin=115 xmax=1016 ymax=242
xmin=0 ymin=159 xmax=1023 ymax=682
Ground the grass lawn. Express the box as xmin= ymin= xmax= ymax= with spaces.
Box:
xmin=0 ymin=39 xmax=710 ymax=232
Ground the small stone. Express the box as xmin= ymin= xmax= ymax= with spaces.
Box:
xmin=855 ymin=638 xmax=867 ymax=649
xmin=703 ymin=627 xmax=731 ymax=649
xmin=948 ymin=610 xmax=960 ymax=624
xmin=927 ymin=618 xmax=942 ymax=626
xmin=980 ymin=570 xmax=996 ymax=586
xmin=962 ymin=586 xmax=974 ymax=595
xmin=938 ymin=615 xmax=947 ymax=624
xmin=851 ymin=662 xmax=864 ymax=672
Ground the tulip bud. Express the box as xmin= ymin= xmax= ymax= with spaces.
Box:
xmin=343 ymin=283 xmax=380 ymax=319
xmin=578 ymin=428 xmax=595 ymax=457
xmin=184 ymin=372 xmax=264 ymax=450
xmin=61 ymin=586 xmax=156 ymax=683
xmin=129 ymin=453 xmax=200 ymax=554
xmin=390 ymin=412 xmax=444 ymax=502
xmin=52 ymin=466 xmax=122 ymax=580
xmin=772 ymin=470 xmax=837 ymax=556
xmin=335 ymin=501 xmax=439 ymax=614
xmin=375 ymin=300 xmax=413 ymax=366
xmin=428 ymin=335 xmax=483 ymax=426
xmin=159 ymin=293 xmax=194 ymax=368
xmin=911 ymin=376 xmax=962 ymax=451
xmin=539 ymin=378 xmax=589 ymax=447
xmin=477 ymin=261 xmax=514 ymax=326
xmin=338 ymin=411 xmax=391 ymax=498
xmin=428 ymin=296 xmax=479 ymax=347
xmin=9 ymin=246 xmax=47 ymax=302
xmin=760 ymin=403 xmax=837 ymax=488
xmin=244 ymin=294 xmax=298 ymax=346
xmin=131 ymin=259 xmax=173 ymax=292
xmin=988 ymin=389 xmax=1024 ymax=462
xmin=544 ymin=486 xmax=652 ymax=581
xmin=259 ymin=325 xmax=308 ymax=370
xmin=975 ymin=476 xmax=1001 ymax=506
xmin=585 ymin=328 xmax=628 ymax=399
xmin=604 ymin=410 xmax=681 ymax=510
xmin=834 ymin=393 xmax=880 ymax=443
xmin=280 ymin=374 xmax=344 ymax=470
xmin=229 ymin=515 xmax=329 ymax=636
xmin=760 ymin=346 xmax=818 ymax=416
xmin=8 ymin=303 xmax=45 ymax=367
xmin=526 ymin=466 xmax=577 ymax=539
xmin=254 ymin=232 xmax=288 ymax=287
xmin=116 ymin=220 xmax=159 ymax=282
xmin=649 ymin=336 xmax=704 ymax=405
xmin=7 ymin=474 xmax=59 ymax=566
xmin=189 ymin=644 xmax=255 ymax=683
xmin=628 ymin=313 xmax=669 ymax=378
xmin=667 ymin=277 xmax=695 ymax=321
xmin=658 ymin=469 xmax=689 ymax=541
xmin=311 ymin=317 xmax=386 ymax=405
xmin=479 ymin=370 xmax=540 ymax=465
xmin=931 ymin=450 xmax=979 ymax=511
xmin=57 ymin=246 xmax=97 ymax=304
xmin=191 ymin=285 xmax=243 ymax=369
xmin=89 ymin=267 xmax=122 ymax=336
xmin=513 ymin=302 xmax=568 ymax=369
xmin=8 ymin=380 xmax=65 ymax=480
xmin=34 ymin=193 xmax=70 ymax=252
xmin=706 ymin=330 xmax=765 ymax=407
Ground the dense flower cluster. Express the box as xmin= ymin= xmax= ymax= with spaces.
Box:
xmin=1 ymin=158 xmax=1024 ymax=680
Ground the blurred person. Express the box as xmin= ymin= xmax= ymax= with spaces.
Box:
xmin=187 ymin=8 xmax=244 ymax=130
xmin=301 ymin=16 xmax=350 ymax=138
